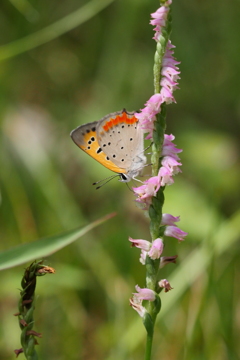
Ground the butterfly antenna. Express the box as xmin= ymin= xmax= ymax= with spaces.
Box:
xmin=144 ymin=141 xmax=153 ymax=152
xmin=144 ymin=162 xmax=152 ymax=168
xmin=93 ymin=174 xmax=119 ymax=189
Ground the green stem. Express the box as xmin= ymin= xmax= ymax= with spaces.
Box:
xmin=145 ymin=333 xmax=154 ymax=360
xmin=151 ymin=105 xmax=167 ymax=176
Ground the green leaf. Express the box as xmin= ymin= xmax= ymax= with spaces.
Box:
xmin=0 ymin=213 xmax=116 ymax=271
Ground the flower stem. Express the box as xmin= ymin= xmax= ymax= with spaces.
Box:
xmin=144 ymin=332 xmax=154 ymax=360
xmin=144 ymin=3 xmax=173 ymax=359
xmin=151 ymin=105 xmax=166 ymax=176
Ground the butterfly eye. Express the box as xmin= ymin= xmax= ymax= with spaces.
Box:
xmin=120 ymin=173 xmax=129 ymax=182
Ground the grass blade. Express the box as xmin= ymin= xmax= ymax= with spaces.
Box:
xmin=0 ymin=212 xmax=116 ymax=270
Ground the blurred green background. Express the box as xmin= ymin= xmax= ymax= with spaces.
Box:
xmin=0 ymin=0 xmax=239 ymax=359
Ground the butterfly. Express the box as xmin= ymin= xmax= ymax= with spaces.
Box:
xmin=70 ymin=109 xmax=146 ymax=183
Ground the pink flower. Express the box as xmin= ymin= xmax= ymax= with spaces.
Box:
xmin=161 ymin=76 xmax=179 ymax=92
xmin=162 ymin=134 xmax=182 ymax=160
xmin=148 ymin=238 xmax=164 ymax=259
xmin=161 ymin=66 xmax=180 ymax=83
xmin=129 ymin=237 xmax=164 ymax=263
xmin=129 ymin=297 xmax=147 ymax=318
xmin=159 ymin=41 xmax=180 ymax=104
xmin=161 ymin=156 xmax=182 ymax=175
xmin=133 ymin=175 xmax=161 ymax=209
xmin=158 ymin=279 xmax=173 ymax=292
xmin=144 ymin=93 xmax=163 ymax=113
xmin=164 ymin=225 xmax=188 ymax=241
xmin=161 ymin=213 xmax=180 ymax=226
xmin=160 ymin=86 xmax=176 ymax=104
xmin=159 ymin=134 xmax=183 ymax=181
xmin=158 ymin=166 xmax=174 ymax=186
xmin=133 ymin=285 xmax=156 ymax=301
xmin=135 ymin=93 xmax=163 ymax=139
xmin=150 ymin=1 xmax=172 ymax=42
xmin=133 ymin=158 xmax=180 ymax=205
xmin=135 ymin=42 xmax=181 ymax=139
xmin=129 ymin=237 xmax=151 ymax=251
xmin=133 ymin=134 xmax=182 ymax=205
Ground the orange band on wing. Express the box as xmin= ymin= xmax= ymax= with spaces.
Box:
xmin=79 ymin=130 xmax=126 ymax=174
xmin=103 ymin=112 xmax=138 ymax=132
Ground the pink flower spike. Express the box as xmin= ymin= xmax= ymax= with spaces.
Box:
xmin=148 ymin=238 xmax=164 ymax=259
xmin=133 ymin=285 xmax=156 ymax=301
xmin=129 ymin=297 xmax=147 ymax=318
xmin=164 ymin=225 xmax=188 ymax=241
xmin=129 ymin=237 xmax=151 ymax=251
xmin=158 ymin=279 xmax=173 ymax=292
xmin=161 ymin=214 xmax=180 ymax=226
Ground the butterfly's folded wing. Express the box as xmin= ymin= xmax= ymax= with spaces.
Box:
xmin=97 ymin=111 xmax=146 ymax=173
xmin=70 ymin=121 xmax=125 ymax=174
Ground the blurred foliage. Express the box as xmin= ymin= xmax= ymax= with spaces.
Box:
xmin=0 ymin=0 xmax=239 ymax=359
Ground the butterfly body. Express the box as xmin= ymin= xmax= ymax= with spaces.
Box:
xmin=70 ymin=110 xmax=146 ymax=182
